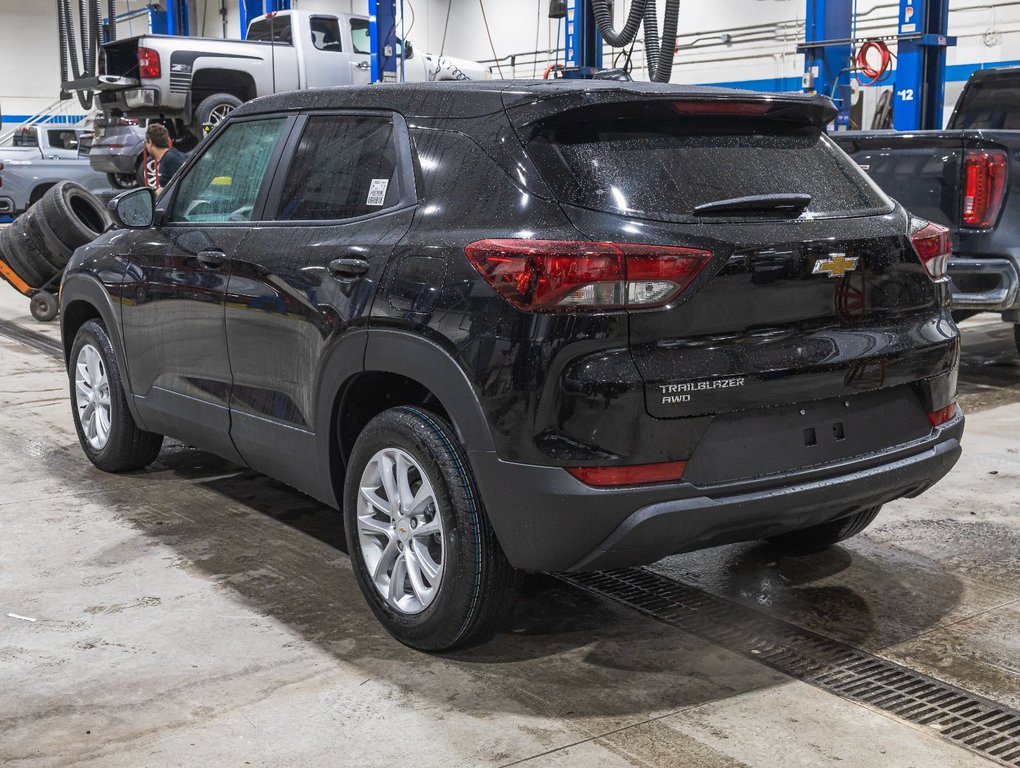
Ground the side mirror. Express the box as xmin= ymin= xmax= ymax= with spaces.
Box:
xmin=110 ymin=187 xmax=155 ymax=229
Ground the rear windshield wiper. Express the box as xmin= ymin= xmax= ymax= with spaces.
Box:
xmin=693 ymin=193 xmax=812 ymax=216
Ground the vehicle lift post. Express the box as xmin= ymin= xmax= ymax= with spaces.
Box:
xmin=800 ymin=0 xmax=854 ymax=129
xmin=368 ymin=0 xmax=400 ymax=83
xmin=892 ymin=0 xmax=953 ymax=130
xmin=147 ymin=0 xmax=191 ymax=36
xmin=799 ymin=0 xmax=954 ymax=131
xmin=562 ymin=0 xmax=604 ymax=77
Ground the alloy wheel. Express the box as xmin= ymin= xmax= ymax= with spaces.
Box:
xmin=74 ymin=344 xmax=112 ymax=450
xmin=208 ymin=104 xmax=235 ymax=125
xmin=357 ymin=447 xmax=445 ymax=614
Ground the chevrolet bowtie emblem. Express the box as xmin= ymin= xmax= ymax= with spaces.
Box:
xmin=812 ymin=253 xmax=859 ymax=278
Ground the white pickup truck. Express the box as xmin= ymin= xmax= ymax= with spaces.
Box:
xmin=66 ymin=10 xmax=489 ymax=142
xmin=0 ymin=126 xmax=112 ymax=216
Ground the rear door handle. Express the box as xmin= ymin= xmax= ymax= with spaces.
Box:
xmin=354 ymin=61 xmax=371 ymax=70
xmin=196 ymin=250 xmax=227 ymax=269
xmin=328 ymin=257 xmax=370 ymax=277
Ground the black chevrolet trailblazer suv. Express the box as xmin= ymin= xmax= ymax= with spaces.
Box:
xmin=61 ymin=81 xmax=964 ymax=651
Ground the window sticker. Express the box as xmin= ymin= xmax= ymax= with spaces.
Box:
xmin=367 ymin=178 xmax=390 ymax=207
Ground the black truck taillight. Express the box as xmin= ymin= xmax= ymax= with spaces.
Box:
xmin=138 ymin=47 xmax=161 ymax=79
xmin=961 ymin=148 xmax=1007 ymax=228
xmin=464 ymin=239 xmax=712 ymax=312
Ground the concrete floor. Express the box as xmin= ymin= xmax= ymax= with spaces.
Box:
xmin=0 ymin=285 xmax=1017 ymax=767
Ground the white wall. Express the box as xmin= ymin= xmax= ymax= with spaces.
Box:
xmin=5 ymin=0 xmax=1020 ymax=132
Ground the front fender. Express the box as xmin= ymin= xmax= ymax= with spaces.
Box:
xmin=60 ymin=269 xmax=145 ymax=427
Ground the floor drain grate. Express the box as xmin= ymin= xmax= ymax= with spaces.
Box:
xmin=562 ymin=568 xmax=1020 ymax=767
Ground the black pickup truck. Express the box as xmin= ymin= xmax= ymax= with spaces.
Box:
xmin=833 ymin=67 xmax=1020 ymax=354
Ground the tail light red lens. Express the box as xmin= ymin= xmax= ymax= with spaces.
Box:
xmin=138 ymin=47 xmax=161 ymax=79
xmin=928 ymin=403 xmax=959 ymax=427
xmin=672 ymin=101 xmax=771 ymax=116
xmin=566 ymin=461 xmax=687 ymax=487
xmin=464 ymin=240 xmax=713 ymax=312
xmin=910 ymin=221 xmax=951 ymax=280
xmin=962 ymin=149 xmax=1007 ymax=228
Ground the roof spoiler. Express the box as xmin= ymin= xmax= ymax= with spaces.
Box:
xmin=504 ymin=88 xmax=839 ymax=133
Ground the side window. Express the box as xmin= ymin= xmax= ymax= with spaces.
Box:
xmin=275 ymin=116 xmax=402 ymax=221
xmin=170 ymin=118 xmax=286 ymax=224
xmin=349 ymin=20 xmax=404 ymax=57
xmin=310 ymin=16 xmax=343 ymax=51
xmin=350 ymin=19 xmax=370 ymax=54
xmin=48 ymin=130 xmax=78 ymax=150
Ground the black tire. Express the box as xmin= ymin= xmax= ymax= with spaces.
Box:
xmin=344 ymin=406 xmax=519 ymax=652
xmin=0 ymin=222 xmax=50 ymax=288
xmin=38 ymin=181 xmax=111 ymax=252
xmin=69 ymin=319 xmax=163 ymax=472
xmin=107 ymin=172 xmax=138 ymax=190
xmin=1014 ymin=324 xmax=1020 ymax=357
xmin=192 ymin=93 xmax=242 ymax=136
xmin=18 ymin=203 xmax=72 ymax=273
xmin=30 ymin=291 xmax=58 ymax=322
xmin=766 ymin=505 xmax=882 ymax=555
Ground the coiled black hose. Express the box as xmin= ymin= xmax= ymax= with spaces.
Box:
xmin=643 ymin=0 xmax=680 ymax=83
xmin=57 ymin=0 xmax=102 ymax=108
xmin=591 ymin=0 xmax=646 ymax=48
xmin=591 ymin=0 xmax=681 ymax=83
xmin=107 ymin=0 xmax=117 ymax=42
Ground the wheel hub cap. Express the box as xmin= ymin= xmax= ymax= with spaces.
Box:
xmin=357 ymin=447 xmax=445 ymax=615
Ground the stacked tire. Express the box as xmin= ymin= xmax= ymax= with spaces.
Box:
xmin=0 ymin=181 xmax=111 ymax=321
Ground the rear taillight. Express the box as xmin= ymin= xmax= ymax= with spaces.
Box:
xmin=138 ymin=47 xmax=161 ymax=79
xmin=566 ymin=460 xmax=687 ymax=487
xmin=910 ymin=220 xmax=951 ymax=280
xmin=928 ymin=403 xmax=959 ymax=426
xmin=464 ymin=239 xmax=713 ymax=312
xmin=962 ymin=149 xmax=1007 ymax=228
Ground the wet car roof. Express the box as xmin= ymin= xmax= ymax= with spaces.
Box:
xmin=230 ymin=79 xmax=836 ymax=122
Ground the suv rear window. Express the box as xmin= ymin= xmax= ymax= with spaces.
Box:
xmin=526 ymin=107 xmax=890 ymax=222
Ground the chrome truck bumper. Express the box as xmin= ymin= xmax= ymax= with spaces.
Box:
xmin=948 ymin=257 xmax=1020 ymax=313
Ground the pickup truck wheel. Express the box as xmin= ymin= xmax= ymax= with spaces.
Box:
xmin=344 ymin=406 xmax=519 ymax=652
xmin=193 ymin=94 xmax=242 ymax=135
xmin=766 ymin=505 xmax=882 ymax=555
xmin=1014 ymin=324 xmax=1020 ymax=357
xmin=69 ymin=319 xmax=163 ymax=472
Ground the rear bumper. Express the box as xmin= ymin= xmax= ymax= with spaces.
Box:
xmin=949 ymin=257 xmax=1020 ymax=311
xmin=472 ymin=414 xmax=963 ymax=572
xmin=89 ymin=150 xmax=137 ymax=175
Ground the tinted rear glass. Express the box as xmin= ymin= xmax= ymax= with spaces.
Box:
xmin=527 ymin=110 xmax=890 ymax=222
xmin=951 ymin=75 xmax=1020 ymax=129
xmin=247 ymin=15 xmax=292 ymax=43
